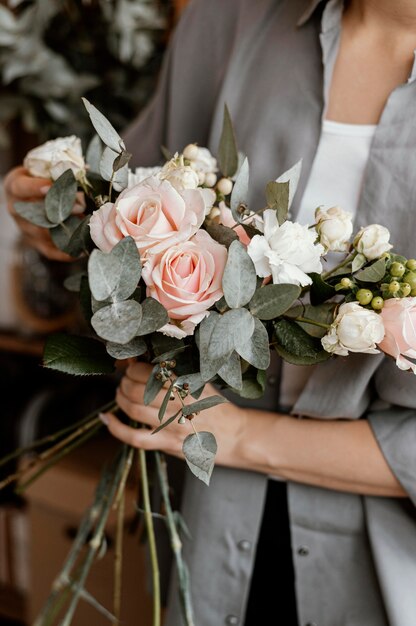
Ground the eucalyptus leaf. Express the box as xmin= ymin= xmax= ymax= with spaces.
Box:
xmin=249 ymin=283 xmax=301 ymax=320
xmin=276 ymin=160 xmax=302 ymax=210
xmin=66 ymin=215 xmax=92 ymax=257
xmin=99 ymin=146 xmax=129 ymax=191
xmin=152 ymin=409 xmax=182 ymax=435
xmin=273 ymin=318 xmax=330 ymax=365
xmin=152 ymin=346 xmax=187 ymax=364
xmin=288 ymin=303 xmax=335 ymax=338
xmin=222 ymin=240 xmax=257 ymax=308
xmin=43 ymin=334 xmax=114 ymax=375
xmin=45 ymin=169 xmax=77 ymax=224
xmin=85 ymin=134 xmax=103 ymax=174
xmin=144 ymin=365 xmax=164 ymax=405
xmin=218 ymin=104 xmax=238 ymax=178
xmin=235 ymin=318 xmax=270 ymax=369
xmin=82 ymin=98 xmax=125 ymax=154
xmin=158 ymin=382 xmax=175 ymax=422
xmin=205 ymin=223 xmax=238 ymax=248
xmin=199 ymin=312 xmax=231 ymax=381
xmin=106 ymin=337 xmax=147 ymax=359
xmin=265 ymin=180 xmax=289 ymax=225
xmin=234 ymin=367 xmax=266 ymax=399
xmin=182 ymin=395 xmax=228 ymax=416
xmin=91 ymin=300 xmax=142 ymax=344
xmin=113 ymin=150 xmax=132 ymax=172
xmin=50 ymin=216 xmax=81 ymax=252
xmin=14 ymin=201 xmax=55 ymax=228
xmin=64 ymin=272 xmax=86 ymax=292
xmin=208 ymin=308 xmax=255 ymax=360
xmin=182 ymin=432 xmax=217 ymax=485
xmin=352 ymin=253 xmax=366 ymax=272
xmin=175 ymin=373 xmax=205 ymax=394
xmin=136 ymin=298 xmax=169 ymax=335
xmin=88 ymin=237 xmax=141 ymax=302
xmin=218 ymin=351 xmax=242 ymax=390
xmin=354 ymin=257 xmax=387 ymax=283
xmin=230 ymin=157 xmax=249 ymax=223
xmin=151 ymin=334 xmax=184 ymax=358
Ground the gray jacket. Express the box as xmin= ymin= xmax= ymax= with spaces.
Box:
xmin=125 ymin=1 xmax=416 ymax=624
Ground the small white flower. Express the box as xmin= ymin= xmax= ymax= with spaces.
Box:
xmin=160 ymin=156 xmax=200 ymax=191
xmin=24 ymin=136 xmax=86 ymax=181
xmin=247 ymin=209 xmax=324 ymax=286
xmin=127 ymin=166 xmax=162 ymax=188
xmin=188 ymin=146 xmax=218 ymax=175
xmin=315 ymin=205 xmax=353 ymax=252
xmin=321 ymin=302 xmax=385 ymax=356
xmin=353 ymin=224 xmax=393 ymax=260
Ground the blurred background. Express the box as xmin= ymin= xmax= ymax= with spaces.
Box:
xmin=0 ymin=1 xmax=189 ymax=624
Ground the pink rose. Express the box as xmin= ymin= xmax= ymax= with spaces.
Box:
xmin=89 ymin=176 xmax=210 ymax=256
xmin=142 ymin=230 xmax=227 ymax=338
xmin=378 ymin=297 xmax=416 ymax=373
xmin=89 ymin=202 xmax=123 ymax=252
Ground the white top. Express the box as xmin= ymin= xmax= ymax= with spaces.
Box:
xmin=279 ymin=119 xmax=376 ymax=408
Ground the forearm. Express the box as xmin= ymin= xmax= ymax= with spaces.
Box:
xmin=234 ymin=410 xmax=407 ymax=497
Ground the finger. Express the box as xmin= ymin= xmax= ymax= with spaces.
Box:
xmin=126 ymin=361 xmax=154 ymax=383
xmin=100 ymin=413 xmax=158 ymax=450
xmin=116 ymin=387 xmax=160 ymax=425
xmin=6 ymin=167 xmax=51 ymax=199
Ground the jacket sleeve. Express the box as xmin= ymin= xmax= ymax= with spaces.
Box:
xmin=122 ymin=0 xmax=242 ymax=166
xmin=368 ymin=357 xmax=416 ymax=505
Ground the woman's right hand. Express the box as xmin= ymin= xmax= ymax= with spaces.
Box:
xmin=4 ymin=166 xmax=74 ymax=262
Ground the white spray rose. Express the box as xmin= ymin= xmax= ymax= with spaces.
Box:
xmin=353 ymin=224 xmax=393 ymax=260
xmin=188 ymin=146 xmax=218 ymax=175
xmin=247 ymin=209 xmax=324 ymax=287
xmin=321 ymin=302 xmax=385 ymax=356
xmin=160 ymin=158 xmax=200 ymax=191
xmin=127 ymin=166 xmax=162 ymax=188
xmin=24 ymin=136 xmax=86 ymax=181
xmin=315 ymin=205 xmax=353 ymax=252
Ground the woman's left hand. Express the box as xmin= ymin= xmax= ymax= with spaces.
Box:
xmin=100 ymin=361 xmax=252 ymax=467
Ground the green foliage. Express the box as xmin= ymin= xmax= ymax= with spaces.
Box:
xmin=222 ymin=240 xmax=257 ymax=308
xmin=265 ymin=180 xmax=289 ymax=225
xmin=181 ymin=396 xmax=228 ymax=416
xmin=273 ymin=319 xmax=330 ymax=365
xmin=218 ymin=104 xmax=239 ymax=178
xmin=91 ymin=300 xmax=142 ymax=344
xmin=14 ymin=201 xmax=56 ymax=228
xmin=230 ymin=157 xmax=249 ymax=223
xmin=217 ymin=352 xmax=243 ymax=390
xmin=309 ymin=272 xmax=336 ymax=305
xmin=182 ymin=432 xmax=217 ymax=486
xmin=88 ymin=237 xmax=141 ymax=302
xmin=43 ymin=334 xmax=114 ymax=375
xmin=354 ymin=257 xmax=387 ymax=283
xmin=45 ymin=170 xmax=77 ymax=224
xmin=208 ymin=308 xmax=255 ymax=361
xmin=136 ymin=298 xmax=169 ymax=335
xmin=205 ymin=223 xmax=238 ymax=248
xmin=106 ymin=337 xmax=147 ymax=359
xmin=235 ymin=318 xmax=270 ymax=370
xmin=249 ymin=283 xmax=301 ymax=319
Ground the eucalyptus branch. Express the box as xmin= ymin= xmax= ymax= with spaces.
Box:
xmin=155 ymin=452 xmax=194 ymax=626
xmin=139 ymin=445 xmax=161 ymax=626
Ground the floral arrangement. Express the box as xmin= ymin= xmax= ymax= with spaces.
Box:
xmin=3 ymin=100 xmax=416 ymax=626
xmin=0 ymin=0 xmax=168 ymax=146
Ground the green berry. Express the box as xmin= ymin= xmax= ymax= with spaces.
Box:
xmin=371 ymin=296 xmax=384 ymax=310
xmin=411 ymin=288 xmax=416 ymax=297
xmin=356 ymin=289 xmax=373 ymax=305
xmin=388 ymin=280 xmax=401 ymax=294
xmin=340 ymin=277 xmax=352 ymax=288
xmin=403 ymin=272 xmax=416 ymax=290
xmin=406 ymin=259 xmax=416 ymax=271
xmin=390 ymin=262 xmax=406 ymax=278
xmin=401 ymin=283 xmax=412 ymax=297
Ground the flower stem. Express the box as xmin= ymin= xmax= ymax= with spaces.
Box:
xmin=113 ymin=488 xmax=125 ymax=626
xmin=293 ymin=316 xmax=330 ymax=330
xmin=322 ymin=252 xmax=355 ymax=280
xmin=139 ymin=446 xmax=161 ymax=626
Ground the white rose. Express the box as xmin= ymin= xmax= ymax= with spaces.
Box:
xmin=189 ymin=147 xmax=218 ymax=175
xmin=24 ymin=136 xmax=86 ymax=181
xmin=247 ymin=209 xmax=324 ymax=286
xmin=127 ymin=166 xmax=162 ymax=188
xmin=160 ymin=161 xmax=200 ymax=191
xmin=315 ymin=205 xmax=353 ymax=252
xmin=321 ymin=302 xmax=385 ymax=356
xmin=353 ymin=224 xmax=393 ymax=260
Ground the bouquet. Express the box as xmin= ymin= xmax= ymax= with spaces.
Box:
xmin=3 ymin=100 xmax=416 ymax=626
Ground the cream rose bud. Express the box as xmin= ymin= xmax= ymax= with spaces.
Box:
xmin=24 ymin=136 xmax=86 ymax=181
xmin=315 ymin=205 xmax=353 ymax=252
xmin=353 ymin=224 xmax=393 ymax=260
xmin=321 ymin=302 xmax=385 ymax=356
xmin=378 ymin=297 xmax=416 ymax=373
xmin=142 ymin=230 xmax=227 ymax=338
xmin=160 ymin=161 xmax=200 ymax=191
xmin=247 ymin=209 xmax=324 ymax=287
xmin=89 ymin=176 xmax=210 ymax=256
xmin=189 ymin=147 xmax=218 ymax=175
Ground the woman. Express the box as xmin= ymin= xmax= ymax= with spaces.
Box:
xmin=5 ymin=1 xmax=416 ymax=624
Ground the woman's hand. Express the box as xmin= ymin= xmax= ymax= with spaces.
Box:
xmin=100 ymin=361 xmax=252 ymax=468
xmin=4 ymin=166 xmax=74 ymax=262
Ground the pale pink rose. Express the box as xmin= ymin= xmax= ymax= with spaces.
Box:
xmin=89 ymin=202 xmax=123 ymax=252
xmin=218 ymin=201 xmax=253 ymax=246
xmin=378 ymin=297 xmax=416 ymax=373
xmin=89 ymin=176 xmax=210 ymax=256
xmin=142 ymin=230 xmax=227 ymax=337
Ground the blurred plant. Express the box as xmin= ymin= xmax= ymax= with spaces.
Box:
xmin=0 ymin=0 xmax=170 ymax=147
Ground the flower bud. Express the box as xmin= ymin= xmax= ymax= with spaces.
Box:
xmin=209 ymin=206 xmax=221 ymax=220
xmin=178 ymin=415 xmax=186 ymax=425
xmin=183 ymin=143 xmax=199 ymax=160
xmin=406 ymin=259 xmax=416 ymax=271
xmin=340 ymin=277 xmax=353 ymax=288
xmin=205 ymin=172 xmax=217 ymax=188
xmin=371 ymin=296 xmax=384 ymax=310
xmin=217 ymin=178 xmax=233 ymax=196
xmin=198 ymin=171 xmax=206 ymax=185
xmin=356 ymin=288 xmax=373 ymax=305
xmin=390 ymin=262 xmax=406 ymax=278
xmin=388 ymin=280 xmax=400 ymax=294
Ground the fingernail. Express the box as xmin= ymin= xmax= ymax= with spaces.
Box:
xmin=99 ymin=413 xmax=110 ymax=426
xmin=40 ymin=185 xmax=51 ymax=195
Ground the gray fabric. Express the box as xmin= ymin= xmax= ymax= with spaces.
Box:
xmin=124 ymin=0 xmax=416 ymax=624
